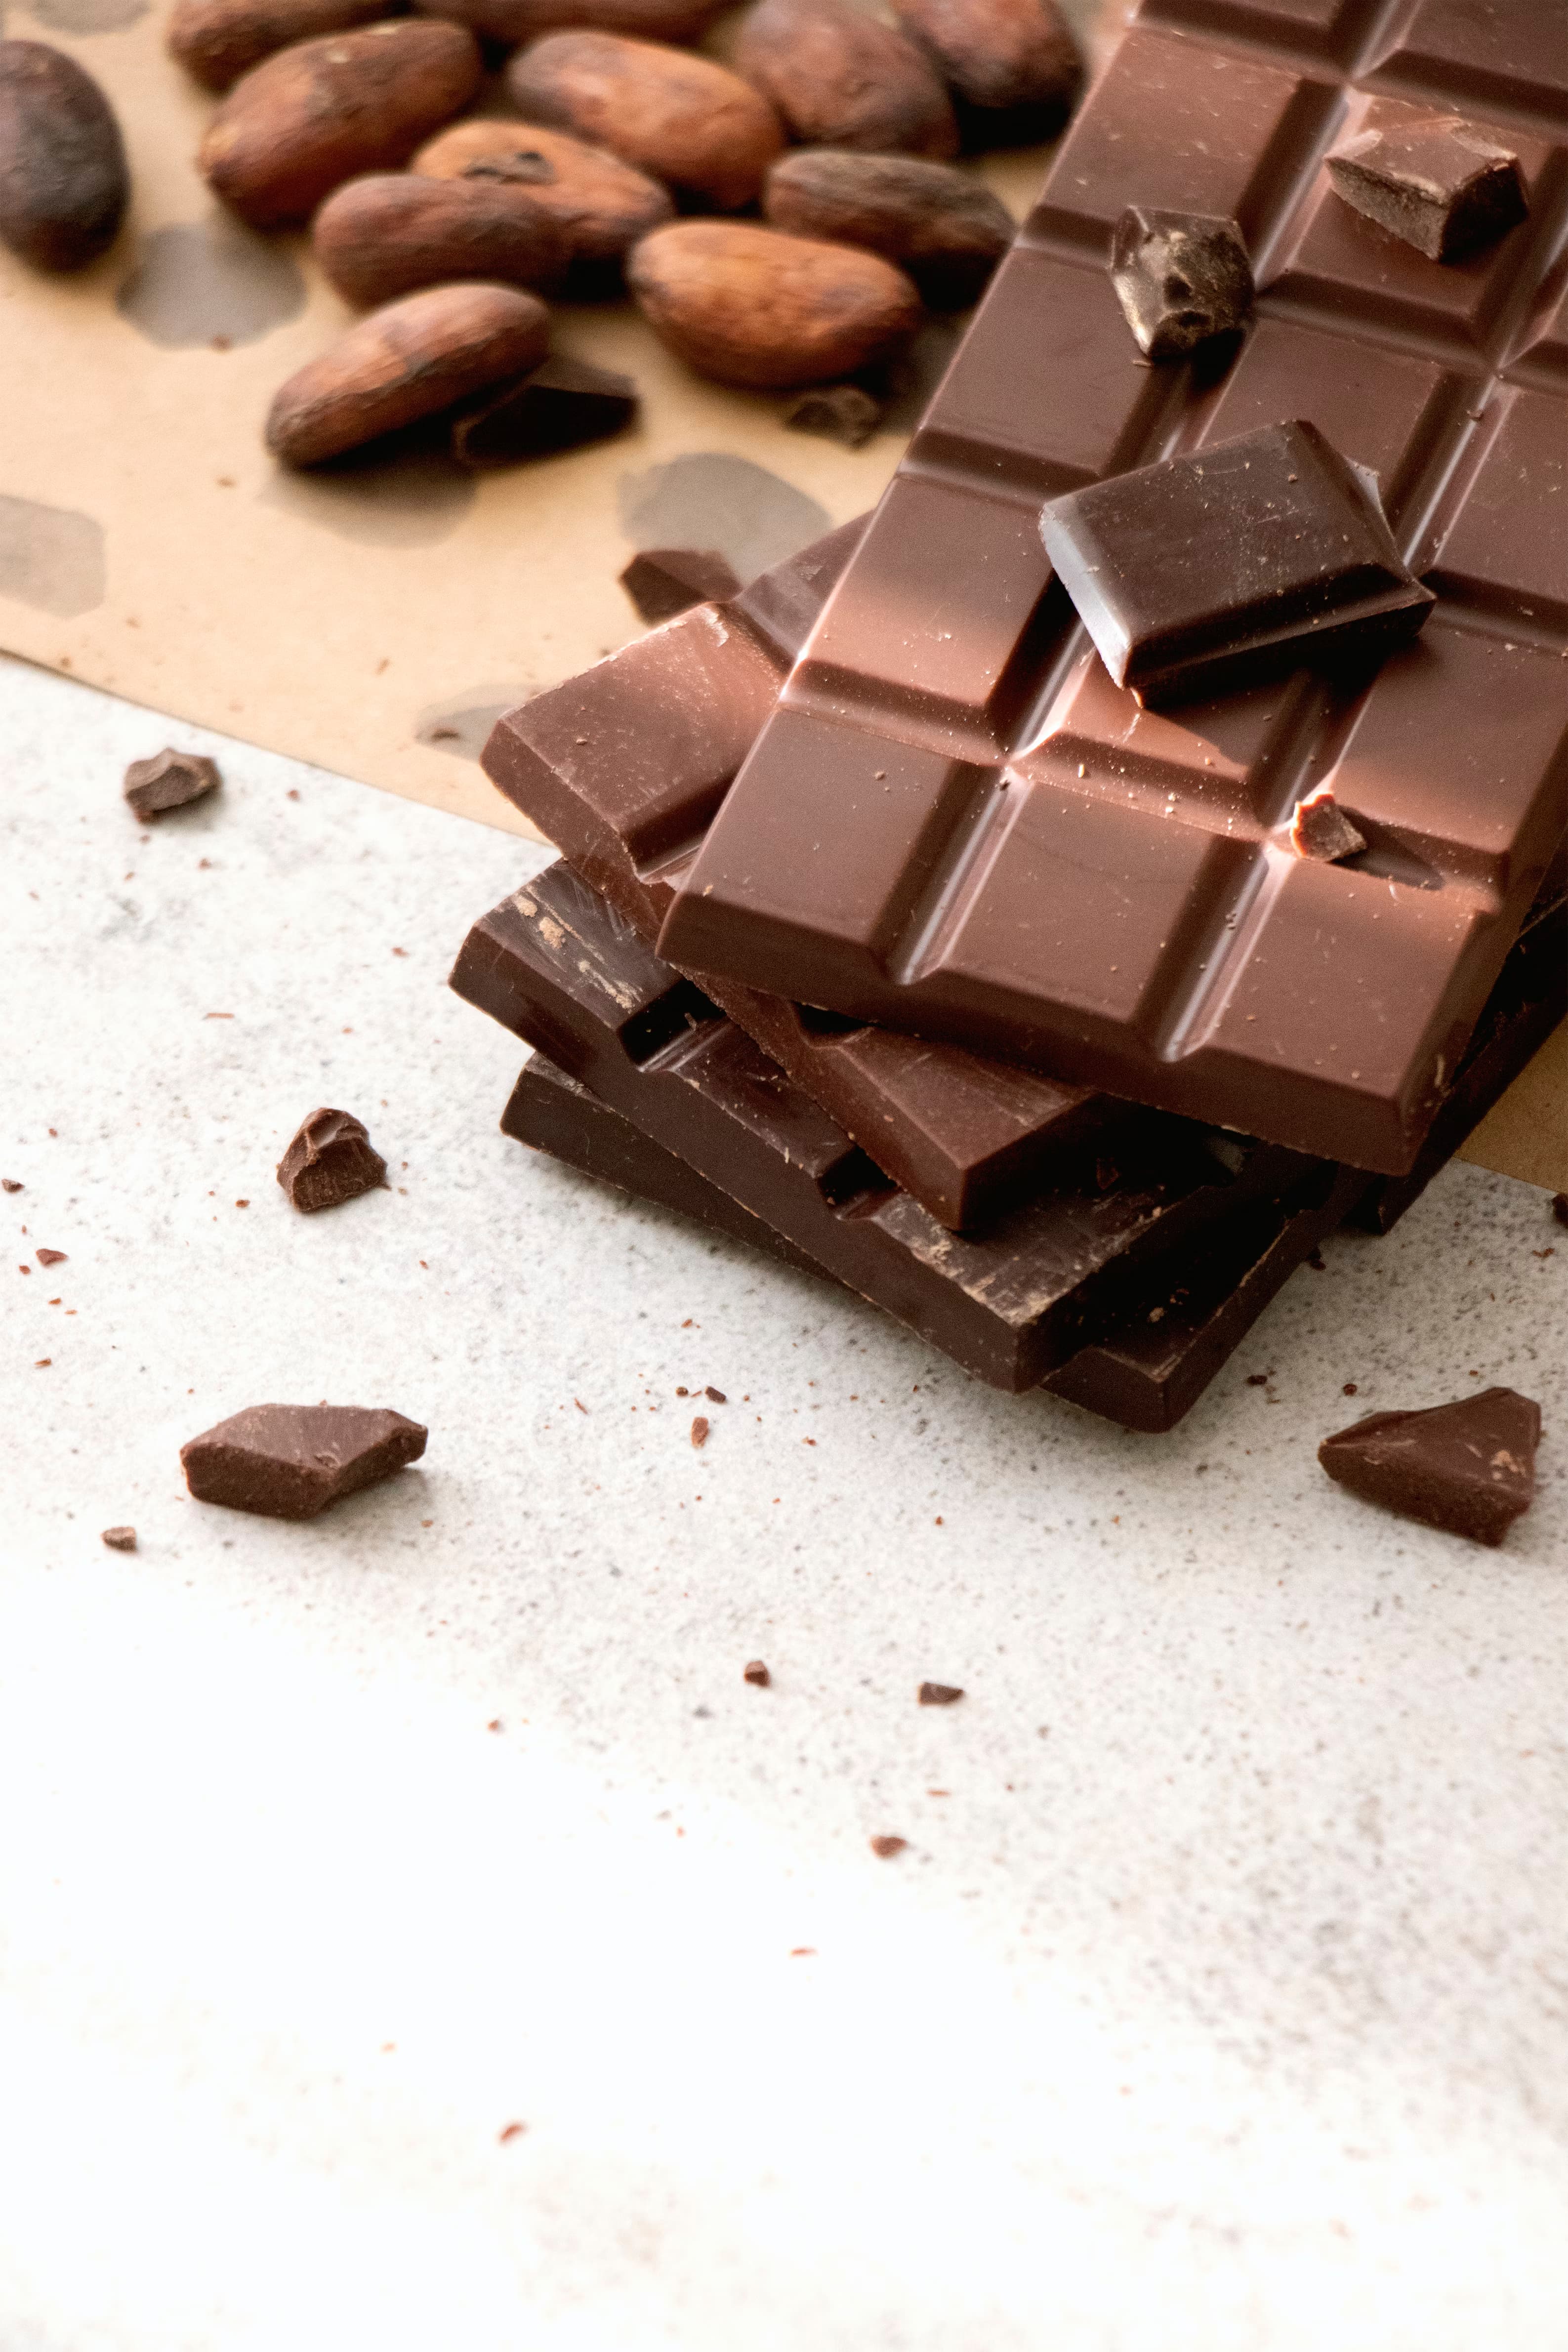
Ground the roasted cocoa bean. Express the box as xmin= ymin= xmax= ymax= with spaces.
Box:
xmin=168 ymin=0 xmax=398 ymax=94
xmin=414 ymin=0 xmax=726 ymax=45
xmin=267 ymin=281 xmax=549 ymax=464
xmin=313 ymin=171 xmax=570 ymax=305
xmin=507 ymin=32 xmax=783 ymax=210
xmin=0 ymin=40 xmax=127 ymax=272
xmin=627 ymin=219 xmax=920 ymax=388
xmin=892 ymin=0 xmax=1081 ymax=145
xmin=734 ymin=0 xmax=956 ymax=161
xmin=765 ymin=148 xmax=1012 ymax=305
xmin=413 ymin=118 xmax=672 ymax=264
xmin=199 ymin=19 xmax=481 ymax=228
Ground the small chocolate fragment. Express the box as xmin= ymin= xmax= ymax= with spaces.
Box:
xmin=869 ymin=1834 xmax=908 ymax=1857
xmin=1319 ymin=1386 xmax=1540 ymax=1547
xmin=1 ymin=1179 xmax=21 ymax=1193
xmin=619 ymin=548 xmax=742 ymax=626
xmin=1109 ymin=207 xmax=1252 ymax=360
xmin=1289 ymin=785 xmax=1365 ymax=865
xmin=180 ymin=1403 xmax=427 ymax=1520
xmin=1038 ymin=420 xmax=1434 ymax=700
xmin=35 ymin=1246 xmax=66 ymax=1266
xmin=743 ymin=1658 xmax=770 ymax=1687
xmin=123 ymin=748 xmax=221 ymax=819
xmin=690 ymin=1414 xmax=709 ymax=1447
xmin=784 ymin=384 xmax=881 ymax=449
xmin=917 ymin=1680 xmax=963 ymax=1705
xmin=704 ymin=1385 xmax=726 ymax=1403
xmin=453 ymin=355 xmax=638 ymax=469
xmin=1554 ymin=1195 xmax=1568 ymax=1229
xmin=100 ymin=1525 xmax=137 ymax=1551
xmin=276 ymin=1107 xmax=387 ymax=1213
xmin=1326 ymin=101 xmax=1527 ymax=265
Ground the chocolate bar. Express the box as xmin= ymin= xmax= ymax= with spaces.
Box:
xmin=658 ymin=1 xmax=1568 ymax=1177
xmin=485 ymin=516 xmax=1128 ymax=1233
xmin=451 ymin=859 xmax=1333 ymax=1398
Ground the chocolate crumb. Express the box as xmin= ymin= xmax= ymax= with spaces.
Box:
xmin=789 ymin=1946 xmax=816 ymax=1957
xmin=276 ymin=1108 xmax=386 ymax=1214
xmin=487 ymin=1719 xmax=502 ymax=1731
xmin=1308 ymin=1249 xmax=1327 ymax=1271
xmin=34 ymin=1358 xmax=50 ymax=1367
xmin=1246 ymin=1373 xmax=1268 ymax=1386
xmin=123 ymin=748 xmax=221 ymax=819
xmin=36 ymin=1247 xmax=66 ymax=1266
xmin=743 ymin=1659 xmax=771 ymax=1687
xmin=704 ymin=1385 xmax=726 ymax=1403
xmin=691 ymin=1415 xmax=709 ymax=1448
xmin=869 ymin=1834 xmax=908 ymax=1858
xmin=1 ymin=1179 xmax=21 ymax=1193
xmin=101 ymin=1526 xmax=137 ymax=1551
xmin=918 ymin=1681 xmax=964 ymax=1706
xmin=675 ymin=1385 xmax=688 ymax=1396
xmin=1343 ymin=1381 xmax=1359 ymax=1396
xmin=497 ymin=2122 xmax=526 ymax=2143
xmin=1290 ymin=785 xmax=1366 ymax=864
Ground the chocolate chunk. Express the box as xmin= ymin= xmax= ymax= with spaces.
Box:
xmin=869 ymin=1834 xmax=908 ymax=1857
xmin=1289 ymin=785 xmax=1366 ymax=864
xmin=100 ymin=1525 xmax=137 ymax=1551
xmin=180 ymin=1403 xmax=427 ymax=1519
xmin=1039 ymin=421 xmax=1435 ymax=700
xmin=690 ymin=1414 xmax=709 ymax=1447
xmin=917 ymin=1681 xmax=963 ymax=1705
xmin=743 ymin=1658 xmax=771 ymax=1686
xmin=619 ymin=547 xmax=742 ymax=626
xmin=1319 ymin=1386 xmax=1540 ymax=1546
xmin=1110 ymin=207 xmax=1253 ymax=359
xmin=276 ymin=1107 xmax=387 ymax=1213
xmin=453 ymin=355 xmax=638 ymax=469
xmin=784 ymin=384 xmax=882 ymax=449
xmin=1326 ymin=101 xmax=1527 ymax=264
xmin=123 ymin=748 xmax=221 ymax=819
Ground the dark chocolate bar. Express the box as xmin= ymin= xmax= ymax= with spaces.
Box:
xmin=658 ymin=1 xmax=1568 ymax=1177
xmin=452 ymin=859 xmax=1330 ymax=1397
xmin=485 ymin=517 xmax=1123 ymax=1232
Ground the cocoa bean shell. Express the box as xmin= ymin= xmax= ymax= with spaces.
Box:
xmin=507 ymin=31 xmax=783 ymax=210
xmin=627 ymin=219 xmax=921 ymax=389
xmin=167 ymin=0 xmax=399 ymax=95
xmin=734 ymin=0 xmax=956 ymax=162
xmin=892 ymin=0 xmax=1081 ymax=140
xmin=414 ymin=0 xmax=726 ymax=45
xmin=413 ymin=118 xmax=672 ymax=264
xmin=0 ymin=40 xmax=127 ymax=272
xmin=765 ymin=148 xmax=1012 ymax=306
xmin=199 ymin=19 xmax=482 ymax=228
xmin=266 ymin=280 xmax=550 ymax=464
xmin=313 ymin=172 xmax=571 ymax=306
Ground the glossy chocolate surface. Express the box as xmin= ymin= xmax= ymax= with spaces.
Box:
xmin=660 ymin=0 xmax=1568 ymax=1176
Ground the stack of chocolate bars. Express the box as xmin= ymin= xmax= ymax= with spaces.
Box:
xmin=453 ymin=0 xmax=1567 ymax=1433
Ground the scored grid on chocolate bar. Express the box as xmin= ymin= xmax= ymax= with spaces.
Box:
xmin=661 ymin=0 xmax=1568 ymax=1176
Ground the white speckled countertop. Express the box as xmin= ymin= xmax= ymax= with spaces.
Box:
xmin=2 ymin=652 xmax=1565 ymax=2352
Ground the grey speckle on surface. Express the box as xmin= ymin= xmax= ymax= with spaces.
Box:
xmin=0 ymin=492 xmax=105 ymax=617
xmin=258 ymin=437 xmax=476 ymax=549
xmin=25 ymin=0 xmax=149 ymax=26
xmin=619 ymin=454 xmax=830 ymax=583
xmin=116 ymin=216 xmax=305 ymax=350
xmin=415 ymin=684 xmax=532 ymax=760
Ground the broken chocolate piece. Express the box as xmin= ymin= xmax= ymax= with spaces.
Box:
xmin=1039 ymin=421 xmax=1435 ymax=700
xmin=619 ymin=548 xmax=742 ymax=626
xmin=276 ymin=1107 xmax=387 ymax=1213
xmin=123 ymin=747 xmax=221 ymax=819
xmin=180 ymin=1403 xmax=427 ymax=1519
xmin=917 ymin=1681 xmax=963 ymax=1705
xmin=690 ymin=1414 xmax=709 ymax=1447
xmin=1 ymin=1178 xmax=21 ymax=1192
xmin=743 ymin=1658 xmax=771 ymax=1686
xmin=1109 ymin=207 xmax=1252 ymax=359
xmin=1326 ymin=100 xmax=1527 ymax=265
xmin=784 ymin=383 xmax=881 ymax=449
xmin=100 ymin=1525 xmax=137 ymax=1550
xmin=35 ymin=1246 xmax=65 ymax=1266
xmin=869 ymin=1834 xmax=908 ymax=1857
xmin=1318 ymin=1385 xmax=1540 ymax=1546
xmin=453 ymin=355 xmax=638 ymax=469
xmin=1289 ymin=785 xmax=1366 ymax=864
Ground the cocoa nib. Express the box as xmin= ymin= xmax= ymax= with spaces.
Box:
xmin=181 ymin=1403 xmax=427 ymax=1520
xmin=743 ymin=1658 xmax=770 ymax=1687
xmin=124 ymin=748 xmax=221 ymax=819
xmin=276 ymin=1107 xmax=387 ymax=1213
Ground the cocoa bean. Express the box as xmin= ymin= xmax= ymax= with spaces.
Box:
xmin=0 ymin=40 xmax=127 ymax=272
xmin=167 ymin=0 xmax=399 ymax=95
xmin=199 ymin=19 xmax=481 ymax=228
xmin=413 ymin=118 xmax=672 ymax=265
xmin=627 ymin=219 xmax=920 ymax=389
xmin=507 ymin=32 xmax=783 ymax=210
xmin=313 ymin=172 xmax=570 ymax=306
xmin=891 ymin=0 xmax=1081 ymax=146
xmin=765 ymin=149 xmax=1012 ymax=306
xmin=413 ymin=0 xmax=726 ymax=46
xmin=734 ymin=0 xmax=956 ymax=162
xmin=267 ymin=281 xmax=549 ymax=464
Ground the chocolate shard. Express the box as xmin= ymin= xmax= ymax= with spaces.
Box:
xmin=453 ymin=355 xmax=638 ymax=469
xmin=1109 ymin=206 xmax=1253 ymax=359
xmin=180 ymin=1403 xmax=427 ymax=1520
xmin=100 ymin=1525 xmax=137 ymax=1550
xmin=1318 ymin=1386 xmax=1540 ymax=1546
xmin=917 ymin=1680 xmax=963 ymax=1705
xmin=123 ymin=747 xmax=221 ymax=818
xmin=784 ymin=383 xmax=882 ymax=448
xmin=1289 ymin=785 xmax=1366 ymax=864
xmin=1326 ymin=101 xmax=1527 ymax=264
xmin=1039 ymin=420 xmax=1435 ymax=700
xmin=275 ymin=1107 xmax=387 ymax=1213
xmin=619 ymin=548 xmax=742 ymax=626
